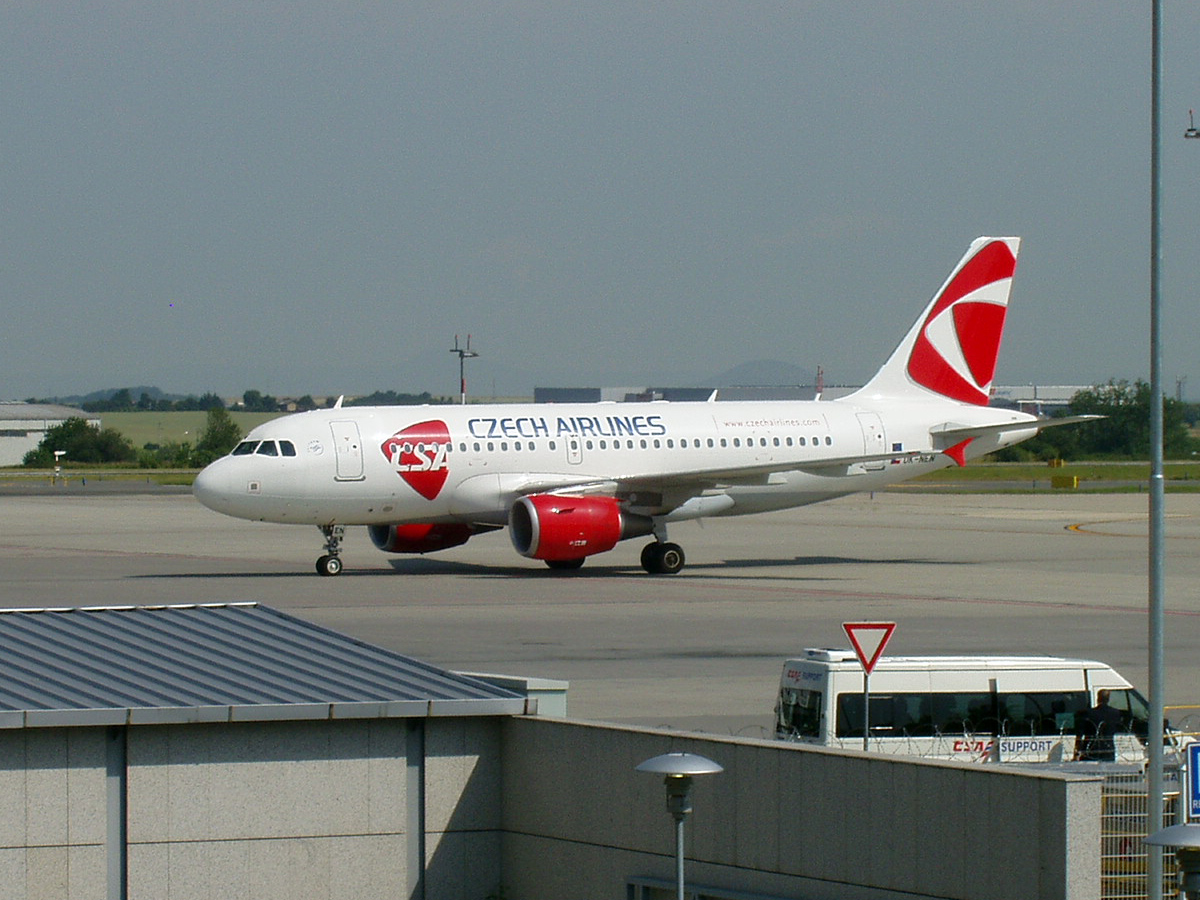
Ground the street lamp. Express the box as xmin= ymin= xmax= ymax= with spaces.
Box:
xmin=636 ymin=751 xmax=723 ymax=900
xmin=1145 ymin=823 xmax=1200 ymax=898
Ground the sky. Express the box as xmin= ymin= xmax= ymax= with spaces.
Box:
xmin=5 ymin=3 xmax=1200 ymax=401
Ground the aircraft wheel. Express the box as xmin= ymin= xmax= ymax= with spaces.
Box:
xmin=641 ymin=542 xmax=685 ymax=575
xmin=545 ymin=557 xmax=586 ymax=571
xmin=316 ymin=554 xmax=343 ymax=576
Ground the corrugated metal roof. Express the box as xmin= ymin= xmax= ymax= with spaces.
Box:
xmin=0 ymin=603 xmax=526 ymax=728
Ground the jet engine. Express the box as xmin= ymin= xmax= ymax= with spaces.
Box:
xmin=368 ymin=522 xmax=477 ymax=554
xmin=508 ymin=494 xmax=653 ymax=562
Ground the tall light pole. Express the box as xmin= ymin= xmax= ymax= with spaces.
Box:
xmin=449 ymin=334 xmax=479 ymax=405
xmin=637 ymin=752 xmax=723 ymax=900
xmin=1148 ymin=2 xmax=1166 ymax=897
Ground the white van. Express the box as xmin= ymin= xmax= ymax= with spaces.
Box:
xmin=774 ymin=649 xmax=1152 ymax=764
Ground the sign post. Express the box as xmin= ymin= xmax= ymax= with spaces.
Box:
xmin=842 ymin=621 xmax=897 ymax=752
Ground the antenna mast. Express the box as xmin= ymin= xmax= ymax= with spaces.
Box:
xmin=449 ymin=335 xmax=480 ymax=405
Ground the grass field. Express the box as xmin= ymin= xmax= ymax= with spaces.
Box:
xmin=101 ymin=411 xmax=284 ymax=448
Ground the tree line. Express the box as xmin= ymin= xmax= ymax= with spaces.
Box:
xmin=23 ymin=408 xmax=242 ymax=469
xmin=992 ymin=380 xmax=1197 ymax=461
xmin=27 ymin=388 xmax=449 ymax=413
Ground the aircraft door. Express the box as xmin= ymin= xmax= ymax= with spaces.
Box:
xmin=330 ymin=420 xmax=365 ymax=481
xmin=856 ymin=412 xmax=886 ymax=471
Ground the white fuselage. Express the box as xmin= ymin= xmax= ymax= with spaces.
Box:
xmin=192 ymin=396 xmax=1036 ymax=527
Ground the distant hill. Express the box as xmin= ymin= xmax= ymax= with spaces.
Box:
xmin=31 ymin=386 xmax=180 ymax=406
xmin=706 ymin=360 xmax=816 ymax=387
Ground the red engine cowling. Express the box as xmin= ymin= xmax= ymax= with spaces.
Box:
xmin=508 ymin=494 xmax=653 ymax=561
xmin=368 ymin=523 xmax=476 ymax=554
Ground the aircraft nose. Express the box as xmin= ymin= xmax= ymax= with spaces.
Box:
xmin=192 ymin=460 xmax=236 ymax=514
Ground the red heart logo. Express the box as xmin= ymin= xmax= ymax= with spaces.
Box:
xmin=381 ymin=420 xmax=452 ymax=501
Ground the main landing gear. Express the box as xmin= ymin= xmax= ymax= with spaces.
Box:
xmin=316 ymin=524 xmax=345 ymax=576
xmin=640 ymin=541 xmax=685 ymax=575
xmin=541 ymin=540 xmax=686 ymax=574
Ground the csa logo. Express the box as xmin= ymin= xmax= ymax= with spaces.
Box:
xmin=907 ymin=239 xmax=1015 ymax=406
xmin=381 ymin=420 xmax=451 ymax=500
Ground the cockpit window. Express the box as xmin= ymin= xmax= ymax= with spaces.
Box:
xmin=255 ymin=441 xmax=279 ymax=456
xmin=232 ymin=441 xmax=259 ymax=456
xmin=280 ymin=440 xmax=296 ymax=457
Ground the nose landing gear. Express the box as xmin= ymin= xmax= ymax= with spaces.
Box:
xmin=316 ymin=524 xmax=345 ymax=576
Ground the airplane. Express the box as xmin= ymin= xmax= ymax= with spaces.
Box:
xmin=193 ymin=236 xmax=1090 ymax=576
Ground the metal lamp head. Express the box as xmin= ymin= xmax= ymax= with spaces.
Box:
xmin=1146 ymin=824 xmax=1200 ymax=898
xmin=636 ymin=752 xmax=724 ymax=822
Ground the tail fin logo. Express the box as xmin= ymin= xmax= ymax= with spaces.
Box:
xmin=907 ymin=240 xmax=1017 ymax=405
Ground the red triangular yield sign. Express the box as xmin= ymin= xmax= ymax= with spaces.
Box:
xmin=842 ymin=621 xmax=896 ymax=675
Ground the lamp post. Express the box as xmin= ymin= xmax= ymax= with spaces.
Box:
xmin=636 ymin=751 xmax=723 ymax=900
xmin=1146 ymin=823 xmax=1200 ymax=898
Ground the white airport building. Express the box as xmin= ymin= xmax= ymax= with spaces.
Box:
xmin=0 ymin=401 xmax=98 ymax=466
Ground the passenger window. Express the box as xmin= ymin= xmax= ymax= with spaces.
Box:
xmin=256 ymin=441 xmax=278 ymax=456
xmin=707 ymin=438 xmax=714 ymax=448
xmin=279 ymin=441 xmax=297 ymax=457
xmin=825 ymin=436 xmax=832 ymax=445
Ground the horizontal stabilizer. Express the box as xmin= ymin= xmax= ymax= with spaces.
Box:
xmin=930 ymin=414 xmax=1102 ymax=443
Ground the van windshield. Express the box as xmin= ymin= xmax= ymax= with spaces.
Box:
xmin=776 ymin=688 xmax=822 ymax=738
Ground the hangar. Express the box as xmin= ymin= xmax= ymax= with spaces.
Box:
xmin=0 ymin=401 xmax=99 ymax=466
xmin=0 ymin=602 xmax=1111 ymax=900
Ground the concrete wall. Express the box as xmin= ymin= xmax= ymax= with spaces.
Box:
xmin=0 ymin=728 xmax=107 ymax=900
xmin=0 ymin=717 xmax=505 ymax=900
xmin=126 ymin=719 xmax=411 ymax=900
xmin=0 ymin=715 xmax=1107 ymax=900
xmin=499 ymin=717 xmax=1105 ymax=900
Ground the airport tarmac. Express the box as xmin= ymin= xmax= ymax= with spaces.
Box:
xmin=2 ymin=484 xmax=1199 ymax=737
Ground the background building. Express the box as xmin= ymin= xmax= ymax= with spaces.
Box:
xmin=0 ymin=401 xmax=98 ymax=466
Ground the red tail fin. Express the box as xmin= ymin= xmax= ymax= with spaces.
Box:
xmin=851 ymin=237 xmax=1020 ymax=406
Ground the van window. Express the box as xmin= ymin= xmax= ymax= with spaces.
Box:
xmin=1105 ymin=688 xmax=1151 ymax=738
xmin=834 ymin=690 xmax=1091 ymax=738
